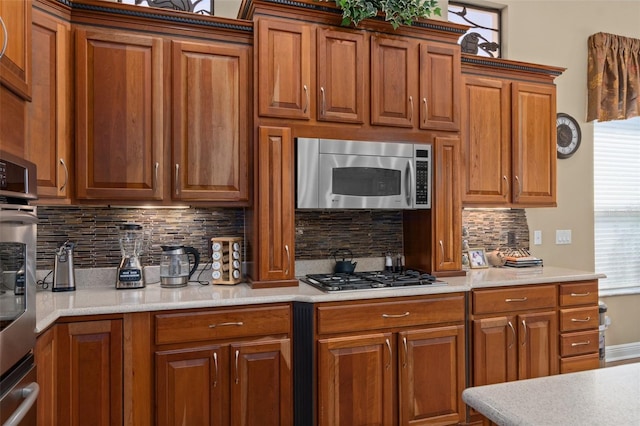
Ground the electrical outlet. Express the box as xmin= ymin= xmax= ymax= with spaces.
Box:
xmin=534 ymin=230 xmax=542 ymax=245
xmin=555 ymin=229 xmax=572 ymax=245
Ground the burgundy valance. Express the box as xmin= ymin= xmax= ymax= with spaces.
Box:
xmin=587 ymin=32 xmax=640 ymax=122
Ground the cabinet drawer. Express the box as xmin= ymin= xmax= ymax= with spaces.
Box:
xmin=560 ymin=352 xmax=600 ymax=374
xmin=559 ymin=306 xmax=599 ymax=332
xmin=560 ymin=329 xmax=599 ymax=357
xmin=155 ymin=304 xmax=290 ymax=345
xmin=559 ymin=281 xmax=598 ymax=307
xmin=472 ymin=285 xmax=556 ymax=315
xmin=316 ymin=294 xmax=465 ymax=335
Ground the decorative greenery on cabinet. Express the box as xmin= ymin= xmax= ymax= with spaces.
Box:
xmin=325 ymin=0 xmax=441 ymax=29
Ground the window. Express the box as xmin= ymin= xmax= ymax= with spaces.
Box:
xmin=448 ymin=1 xmax=501 ymax=58
xmin=594 ymin=117 xmax=640 ymax=294
xmin=117 ymin=0 xmax=213 ymax=15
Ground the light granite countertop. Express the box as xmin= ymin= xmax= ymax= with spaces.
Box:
xmin=35 ymin=265 xmax=605 ymax=333
xmin=462 ymin=362 xmax=640 ymax=426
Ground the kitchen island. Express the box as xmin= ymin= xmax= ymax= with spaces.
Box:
xmin=462 ymin=362 xmax=640 ymax=426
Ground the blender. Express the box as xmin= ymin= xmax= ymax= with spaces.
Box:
xmin=116 ymin=223 xmax=146 ymax=289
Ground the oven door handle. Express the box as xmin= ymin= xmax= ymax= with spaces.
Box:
xmin=2 ymin=382 xmax=39 ymax=426
xmin=0 ymin=210 xmax=38 ymax=225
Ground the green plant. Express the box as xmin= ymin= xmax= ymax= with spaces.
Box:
xmin=332 ymin=0 xmax=441 ymax=29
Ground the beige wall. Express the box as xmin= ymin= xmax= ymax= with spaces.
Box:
xmin=495 ymin=0 xmax=640 ymax=347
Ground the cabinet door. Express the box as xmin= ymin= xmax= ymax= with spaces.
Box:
xmin=56 ymin=320 xmax=123 ymax=426
xmin=517 ymin=310 xmax=558 ymax=379
xmin=0 ymin=0 xmax=31 ymax=99
xmin=472 ymin=316 xmax=517 ymax=386
xmin=419 ymin=41 xmax=460 ymax=131
xmin=172 ymin=40 xmax=250 ymax=202
xmin=75 ymin=28 xmax=164 ymax=200
xmin=257 ymin=18 xmax=312 ymax=119
xmin=317 ymin=333 xmax=394 ymax=426
xmin=316 ymin=26 xmax=366 ymax=123
xmin=28 ymin=8 xmax=72 ymax=200
xmin=433 ymin=136 xmax=462 ymax=272
xmin=461 ymin=75 xmax=511 ymax=204
xmin=156 ymin=345 xmax=228 ymax=426
xmin=230 ymin=339 xmax=292 ymax=426
xmin=399 ymin=325 xmax=465 ymax=426
xmin=371 ymin=35 xmax=417 ymax=127
xmin=255 ymin=126 xmax=295 ymax=281
xmin=35 ymin=326 xmax=57 ymax=426
xmin=511 ymin=82 xmax=557 ymax=206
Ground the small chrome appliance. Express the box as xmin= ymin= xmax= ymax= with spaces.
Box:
xmin=52 ymin=240 xmax=76 ymax=292
xmin=159 ymin=245 xmax=200 ymax=288
xmin=116 ymin=223 xmax=146 ymax=289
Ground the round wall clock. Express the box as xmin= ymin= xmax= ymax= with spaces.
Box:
xmin=556 ymin=113 xmax=582 ymax=159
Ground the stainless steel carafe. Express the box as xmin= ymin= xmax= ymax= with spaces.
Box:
xmin=53 ymin=241 xmax=76 ymax=292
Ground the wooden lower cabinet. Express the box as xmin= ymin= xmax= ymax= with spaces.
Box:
xmin=35 ymin=319 xmax=124 ymax=426
xmin=314 ymin=294 xmax=466 ymax=426
xmin=153 ymin=304 xmax=293 ymax=426
xmin=155 ymin=339 xmax=292 ymax=426
xmin=558 ymin=280 xmax=600 ymax=373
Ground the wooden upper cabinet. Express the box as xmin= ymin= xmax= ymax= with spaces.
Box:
xmin=254 ymin=126 xmax=295 ymax=284
xmin=0 ymin=0 xmax=31 ymax=99
xmin=75 ymin=28 xmax=164 ymax=200
xmin=461 ymin=56 xmax=562 ymax=208
xmin=171 ymin=40 xmax=250 ymax=202
xmin=257 ymin=18 xmax=312 ymax=120
xmin=370 ymin=35 xmax=417 ymax=128
xmin=316 ymin=26 xmax=366 ymax=123
xmin=419 ymin=41 xmax=460 ymax=131
xmin=512 ymin=81 xmax=557 ymax=206
xmin=461 ymin=75 xmax=511 ymax=204
xmin=433 ymin=136 xmax=462 ymax=273
xmin=28 ymin=7 xmax=73 ymax=201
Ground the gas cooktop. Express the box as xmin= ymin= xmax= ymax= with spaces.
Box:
xmin=301 ymin=270 xmax=447 ymax=292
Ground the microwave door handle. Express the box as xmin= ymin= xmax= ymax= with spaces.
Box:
xmin=405 ymin=161 xmax=413 ymax=207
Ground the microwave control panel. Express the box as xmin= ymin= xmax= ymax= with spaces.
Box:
xmin=414 ymin=146 xmax=431 ymax=208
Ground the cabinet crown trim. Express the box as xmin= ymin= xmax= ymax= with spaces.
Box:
xmin=52 ymin=0 xmax=254 ymax=33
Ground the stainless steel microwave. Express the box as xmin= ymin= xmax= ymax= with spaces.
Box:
xmin=296 ymin=138 xmax=431 ymax=209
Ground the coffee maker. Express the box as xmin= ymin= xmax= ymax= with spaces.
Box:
xmin=116 ymin=223 xmax=146 ymax=289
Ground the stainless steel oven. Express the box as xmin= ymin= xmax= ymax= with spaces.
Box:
xmin=0 ymin=151 xmax=39 ymax=426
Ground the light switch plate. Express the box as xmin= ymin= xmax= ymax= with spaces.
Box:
xmin=534 ymin=230 xmax=542 ymax=245
xmin=555 ymin=229 xmax=572 ymax=245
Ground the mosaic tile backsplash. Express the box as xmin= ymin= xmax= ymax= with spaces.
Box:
xmin=36 ymin=207 xmax=529 ymax=270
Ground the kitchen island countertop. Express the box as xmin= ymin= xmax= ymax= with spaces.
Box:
xmin=35 ymin=266 xmax=604 ymax=332
xmin=462 ymin=362 xmax=640 ymax=426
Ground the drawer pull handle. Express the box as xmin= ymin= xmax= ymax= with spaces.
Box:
xmin=571 ymin=317 xmax=591 ymax=323
xmin=209 ymin=321 xmax=244 ymax=328
xmin=571 ymin=340 xmax=591 ymax=347
xmin=505 ymin=297 xmax=528 ymax=302
xmin=570 ymin=292 xmax=591 ymax=297
xmin=382 ymin=312 xmax=410 ymax=318
xmin=385 ymin=338 xmax=392 ymax=369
